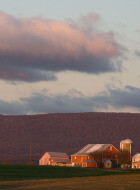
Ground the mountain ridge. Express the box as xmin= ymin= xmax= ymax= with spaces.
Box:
xmin=0 ymin=112 xmax=139 ymax=163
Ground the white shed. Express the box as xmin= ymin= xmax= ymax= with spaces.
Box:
xmin=104 ymin=159 xmax=112 ymax=168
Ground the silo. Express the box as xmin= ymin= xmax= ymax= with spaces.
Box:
xmin=120 ymin=139 xmax=132 ymax=157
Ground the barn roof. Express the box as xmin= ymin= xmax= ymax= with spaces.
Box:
xmin=47 ymin=152 xmax=69 ymax=157
xmin=71 ymin=144 xmax=112 ymax=156
xmin=52 ymin=158 xmax=71 ymax=163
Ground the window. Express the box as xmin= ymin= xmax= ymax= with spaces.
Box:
xmin=75 ymin=156 xmax=76 ymax=159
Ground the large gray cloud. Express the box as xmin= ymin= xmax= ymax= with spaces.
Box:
xmin=135 ymin=50 xmax=140 ymax=57
xmin=0 ymin=86 xmax=140 ymax=115
xmin=0 ymin=99 xmax=25 ymax=115
xmin=0 ymin=11 xmax=123 ymax=82
xmin=106 ymin=86 xmax=140 ymax=109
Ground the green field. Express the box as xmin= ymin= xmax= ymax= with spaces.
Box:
xmin=0 ymin=174 xmax=140 ymax=189
xmin=0 ymin=165 xmax=140 ymax=189
xmin=0 ymin=164 xmax=140 ymax=181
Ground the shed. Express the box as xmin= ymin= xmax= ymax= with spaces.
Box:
xmin=39 ymin=152 xmax=69 ymax=165
xmin=104 ymin=159 xmax=112 ymax=168
xmin=83 ymin=160 xmax=97 ymax=168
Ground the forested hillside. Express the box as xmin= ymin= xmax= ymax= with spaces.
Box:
xmin=0 ymin=112 xmax=139 ymax=163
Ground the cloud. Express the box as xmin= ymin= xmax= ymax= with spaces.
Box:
xmin=0 ymin=86 xmax=140 ymax=115
xmin=0 ymin=99 xmax=25 ymax=115
xmin=0 ymin=11 xmax=123 ymax=82
xmin=135 ymin=50 xmax=140 ymax=57
xmin=0 ymin=68 xmax=57 ymax=82
xmin=0 ymin=92 xmax=95 ymax=115
xmin=106 ymin=86 xmax=140 ymax=109
xmin=66 ymin=12 xmax=100 ymax=36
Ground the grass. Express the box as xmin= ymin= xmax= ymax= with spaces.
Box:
xmin=0 ymin=174 xmax=140 ymax=189
xmin=0 ymin=164 xmax=140 ymax=181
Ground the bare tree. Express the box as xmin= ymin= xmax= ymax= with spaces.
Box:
xmin=90 ymin=150 xmax=104 ymax=168
xmin=90 ymin=150 xmax=117 ymax=168
xmin=118 ymin=150 xmax=131 ymax=167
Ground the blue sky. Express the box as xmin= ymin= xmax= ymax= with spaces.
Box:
xmin=1 ymin=0 xmax=139 ymax=22
xmin=0 ymin=0 xmax=140 ymax=114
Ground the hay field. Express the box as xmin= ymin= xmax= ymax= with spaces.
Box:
xmin=0 ymin=174 xmax=140 ymax=190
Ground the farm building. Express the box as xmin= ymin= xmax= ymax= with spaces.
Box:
xmin=71 ymin=153 xmax=97 ymax=168
xmin=83 ymin=160 xmax=97 ymax=168
xmin=49 ymin=158 xmax=71 ymax=166
xmin=39 ymin=152 xmax=70 ymax=166
xmin=132 ymin=153 xmax=140 ymax=169
xmin=71 ymin=144 xmax=119 ymax=168
xmin=104 ymin=159 xmax=112 ymax=168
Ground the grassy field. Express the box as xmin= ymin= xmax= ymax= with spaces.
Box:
xmin=0 ymin=164 xmax=140 ymax=181
xmin=0 ymin=174 xmax=140 ymax=189
xmin=0 ymin=165 xmax=140 ymax=189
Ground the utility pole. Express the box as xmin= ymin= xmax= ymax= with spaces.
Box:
xmin=30 ymin=143 xmax=32 ymax=164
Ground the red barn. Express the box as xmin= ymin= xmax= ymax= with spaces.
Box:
xmin=39 ymin=152 xmax=70 ymax=166
xmin=71 ymin=144 xmax=119 ymax=168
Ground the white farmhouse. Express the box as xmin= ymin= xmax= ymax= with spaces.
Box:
xmin=132 ymin=153 xmax=140 ymax=169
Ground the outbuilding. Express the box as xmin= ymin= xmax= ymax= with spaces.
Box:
xmin=39 ymin=152 xmax=69 ymax=166
xmin=104 ymin=159 xmax=112 ymax=168
xmin=132 ymin=153 xmax=140 ymax=169
xmin=83 ymin=160 xmax=97 ymax=168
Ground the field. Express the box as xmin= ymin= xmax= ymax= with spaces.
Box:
xmin=0 ymin=165 xmax=140 ymax=189
xmin=0 ymin=165 xmax=140 ymax=181
xmin=0 ymin=174 xmax=140 ymax=190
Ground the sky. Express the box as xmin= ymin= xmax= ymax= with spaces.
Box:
xmin=0 ymin=0 xmax=140 ymax=115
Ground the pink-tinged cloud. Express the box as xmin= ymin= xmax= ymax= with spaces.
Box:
xmin=0 ymin=11 xmax=123 ymax=82
xmin=135 ymin=30 xmax=140 ymax=32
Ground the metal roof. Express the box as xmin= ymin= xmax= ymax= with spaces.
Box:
xmin=85 ymin=160 xmax=97 ymax=163
xmin=104 ymin=159 xmax=112 ymax=164
xmin=132 ymin=153 xmax=140 ymax=158
xmin=47 ymin=152 xmax=69 ymax=157
xmin=52 ymin=158 xmax=71 ymax=163
xmin=71 ymin=144 xmax=111 ymax=156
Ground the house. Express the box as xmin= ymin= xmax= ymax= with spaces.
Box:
xmin=71 ymin=144 xmax=119 ymax=168
xmin=132 ymin=153 xmax=140 ymax=169
xmin=39 ymin=152 xmax=70 ymax=166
